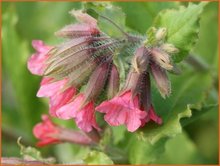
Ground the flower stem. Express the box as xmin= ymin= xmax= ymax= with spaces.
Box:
xmin=185 ymin=54 xmax=210 ymax=71
xmin=2 ymin=157 xmax=47 ymax=165
xmin=84 ymin=129 xmax=101 ymax=144
xmin=99 ymin=15 xmax=143 ymax=42
xmin=58 ymin=128 xmax=93 ymax=145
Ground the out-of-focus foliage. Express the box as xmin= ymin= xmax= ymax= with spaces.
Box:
xmin=2 ymin=2 xmax=218 ymax=164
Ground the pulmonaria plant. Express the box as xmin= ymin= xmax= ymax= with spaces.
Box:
xmin=28 ymin=9 xmax=179 ymax=138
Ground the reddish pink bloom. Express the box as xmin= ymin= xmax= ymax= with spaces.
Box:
xmin=145 ymin=106 xmax=162 ymax=125
xmin=96 ymin=91 xmax=147 ymax=132
xmin=37 ymin=78 xmax=66 ymax=97
xmin=55 ymin=23 xmax=100 ymax=38
xmin=27 ymin=40 xmax=52 ymax=75
xmin=70 ymin=10 xmax=98 ymax=27
xmin=37 ymin=78 xmax=77 ymax=117
xmin=49 ymin=88 xmax=76 ymax=117
xmin=33 ymin=115 xmax=61 ymax=147
xmin=56 ymin=94 xmax=100 ymax=132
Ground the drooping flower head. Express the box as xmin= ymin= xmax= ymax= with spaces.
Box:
xmin=96 ymin=47 xmax=162 ymax=132
xmin=28 ymin=11 xmax=122 ymax=132
xmin=27 ymin=9 xmax=179 ymax=135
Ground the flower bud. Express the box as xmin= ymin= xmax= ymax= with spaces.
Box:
xmin=55 ymin=23 xmax=99 ymax=38
xmin=107 ymin=64 xmax=119 ymax=99
xmin=66 ymin=55 xmax=103 ymax=88
xmin=140 ymin=72 xmax=151 ymax=111
xmin=150 ymin=48 xmax=173 ymax=70
xmin=155 ymin=28 xmax=167 ymax=41
xmin=44 ymin=47 xmax=95 ymax=76
xmin=150 ymin=63 xmax=171 ymax=98
xmin=83 ymin=60 xmax=111 ymax=104
xmin=44 ymin=37 xmax=94 ymax=75
xmin=132 ymin=46 xmax=150 ymax=74
xmin=33 ymin=115 xmax=61 ymax=147
xmin=123 ymin=69 xmax=143 ymax=97
xmin=69 ymin=10 xmax=97 ymax=27
xmin=160 ymin=43 xmax=179 ymax=54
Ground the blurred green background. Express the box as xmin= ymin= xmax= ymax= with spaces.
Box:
xmin=2 ymin=2 xmax=219 ymax=164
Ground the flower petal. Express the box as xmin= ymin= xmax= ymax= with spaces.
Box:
xmin=33 ymin=115 xmax=60 ymax=147
xmin=49 ymin=87 xmax=76 ymax=117
xmin=56 ymin=94 xmax=84 ymax=119
xmin=27 ymin=40 xmax=52 ymax=75
xmin=96 ymin=91 xmax=145 ymax=132
xmin=37 ymin=78 xmax=67 ymax=97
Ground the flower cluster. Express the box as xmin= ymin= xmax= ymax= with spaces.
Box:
xmin=28 ymin=10 xmax=178 ymax=135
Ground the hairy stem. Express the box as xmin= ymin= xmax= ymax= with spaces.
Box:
xmin=99 ymin=15 xmax=128 ymax=36
xmin=58 ymin=128 xmax=94 ymax=145
xmin=2 ymin=157 xmax=48 ymax=165
xmin=99 ymin=15 xmax=143 ymax=42
xmin=185 ymin=54 xmax=209 ymax=71
xmin=84 ymin=129 xmax=101 ymax=144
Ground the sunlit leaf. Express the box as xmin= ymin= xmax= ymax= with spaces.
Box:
xmin=84 ymin=151 xmax=114 ymax=165
xmin=153 ymin=2 xmax=208 ymax=62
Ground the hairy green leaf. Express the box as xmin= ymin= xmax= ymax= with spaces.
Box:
xmin=115 ymin=2 xmax=178 ymax=33
xmin=155 ymin=132 xmax=204 ymax=164
xmin=17 ymin=137 xmax=56 ymax=164
xmin=128 ymin=67 xmax=215 ymax=164
xmin=83 ymin=2 xmax=126 ymax=37
xmin=153 ymin=2 xmax=208 ymax=62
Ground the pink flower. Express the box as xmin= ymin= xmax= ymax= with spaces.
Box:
xmin=145 ymin=106 xmax=162 ymax=125
xmin=27 ymin=40 xmax=52 ymax=75
xmin=55 ymin=23 xmax=100 ymax=38
xmin=37 ymin=78 xmax=66 ymax=98
xmin=56 ymin=94 xmax=100 ymax=132
xmin=55 ymin=10 xmax=100 ymax=38
xmin=33 ymin=115 xmax=61 ymax=147
xmin=70 ymin=10 xmax=98 ymax=27
xmin=96 ymin=91 xmax=147 ymax=132
xmin=37 ymin=78 xmax=77 ymax=117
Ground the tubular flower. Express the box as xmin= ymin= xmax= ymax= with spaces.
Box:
xmin=146 ymin=106 xmax=162 ymax=124
xmin=56 ymin=9 xmax=99 ymax=38
xmin=56 ymin=60 xmax=112 ymax=132
xmin=139 ymin=73 xmax=162 ymax=125
xmin=37 ymin=78 xmax=77 ymax=117
xmin=27 ymin=40 xmax=52 ymax=75
xmin=56 ymin=94 xmax=100 ymax=132
xmin=96 ymin=90 xmax=147 ymax=132
xmin=33 ymin=115 xmax=61 ymax=147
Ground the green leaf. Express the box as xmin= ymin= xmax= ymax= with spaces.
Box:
xmin=54 ymin=143 xmax=90 ymax=164
xmin=153 ymin=2 xmax=208 ymax=62
xmin=14 ymin=2 xmax=81 ymax=43
xmin=192 ymin=2 xmax=218 ymax=71
xmin=83 ymin=151 xmax=114 ymax=165
xmin=115 ymin=2 xmax=178 ymax=33
xmin=2 ymin=4 xmax=46 ymax=136
xmin=145 ymin=69 xmax=214 ymax=143
xmin=83 ymin=2 xmax=126 ymax=37
xmin=129 ymin=135 xmax=167 ymax=164
xmin=128 ymin=67 xmax=215 ymax=164
xmin=181 ymin=104 xmax=218 ymax=126
xmin=155 ymin=132 xmax=204 ymax=164
xmin=17 ymin=137 xmax=56 ymax=164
